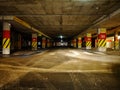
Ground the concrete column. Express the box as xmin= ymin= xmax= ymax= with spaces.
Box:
xmin=71 ymin=40 xmax=73 ymax=47
xmin=32 ymin=34 xmax=37 ymax=50
xmin=53 ymin=42 xmax=55 ymax=47
xmin=42 ymin=37 xmax=46 ymax=48
xmin=78 ymin=37 xmax=82 ymax=48
xmin=85 ymin=33 xmax=92 ymax=49
xmin=95 ymin=39 xmax=98 ymax=48
xmin=2 ymin=22 xmax=11 ymax=55
xmin=73 ymin=39 xmax=77 ymax=48
xmin=114 ymin=31 xmax=119 ymax=50
xmin=98 ymin=28 xmax=106 ymax=52
xmin=47 ymin=39 xmax=50 ymax=48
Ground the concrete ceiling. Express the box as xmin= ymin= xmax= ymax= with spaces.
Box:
xmin=0 ymin=0 xmax=120 ymax=39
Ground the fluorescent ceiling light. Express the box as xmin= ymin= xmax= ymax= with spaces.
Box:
xmin=59 ymin=35 xmax=63 ymax=39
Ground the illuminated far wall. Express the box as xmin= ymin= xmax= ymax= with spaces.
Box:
xmin=56 ymin=42 xmax=68 ymax=46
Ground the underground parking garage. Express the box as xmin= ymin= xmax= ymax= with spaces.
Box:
xmin=0 ymin=0 xmax=120 ymax=90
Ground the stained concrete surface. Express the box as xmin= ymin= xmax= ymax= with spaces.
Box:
xmin=0 ymin=48 xmax=120 ymax=90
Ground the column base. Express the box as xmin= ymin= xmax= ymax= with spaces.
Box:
xmin=115 ymin=47 xmax=119 ymax=50
xmin=86 ymin=46 xmax=91 ymax=49
xmin=42 ymin=45 xmax=46 ymax=49
xmin=78 ymin=46 xmax=81 ymax=48
xmin=98 ymin=47 xmax=106 ymax=52
xmin=32 ymin=48 xmax=37 ymax=51
xmin=2 ymin=48 xmax=10 ymax=55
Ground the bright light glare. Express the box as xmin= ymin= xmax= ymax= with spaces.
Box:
xmin=118 ymin=36 xmax=120 ymax=39
xmin=65 ymin=51 xmax=80 ymax=57
xmin=9 ymin=23 xmax=11 ymax=26
xmin=72 ymin=51 xmax=80 ymax=56
xmin=83 ymin=52 xmax=93 ymax=55
xmin=60 ymin=35 xmax=63 ymax=39
xmin=49 ymin=53 xmax=55 ymax=55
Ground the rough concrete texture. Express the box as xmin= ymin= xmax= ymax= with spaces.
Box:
xmin=0 ymin=49 xmax=120 ymax=90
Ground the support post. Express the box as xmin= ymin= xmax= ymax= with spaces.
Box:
xmin=73 ymin=39 xmax=77 ymax=48
xmin=32 ymin=34 xmax=37 ymax=50
xmin=114 ymin=31 xmax=119 ymax=50
xmin=42 ymin=37 xmax=46 ymax=48
xmin=2 ymin=22 xmax=11 ymax=55
xmin=86 ymin=33 xmax=92 ymax=49
xmin=78 ymin=37 xmax=82 ymax=48
xmin=98 ymin=28 xmax=106 ymax=52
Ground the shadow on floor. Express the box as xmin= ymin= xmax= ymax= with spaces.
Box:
xmin=111 ymin=64 xmax=120 ymax=77
xmin=1 ymin=71 xmax=120 ymax=90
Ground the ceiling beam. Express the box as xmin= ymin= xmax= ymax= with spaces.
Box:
xmin=76 ymin=8 xmax=120 ymax=38
xmin=13 ymin=16 xmax=51 ymax=39
xmin=0 ymin=16 xmax=51 ymax=39
xmin=0 ymin=14 xmax=108 ymax=17
xmin=107 ymin=25 xmax=120 ymax=35
xmin=91 ymin=25 xmax=120 ymax=38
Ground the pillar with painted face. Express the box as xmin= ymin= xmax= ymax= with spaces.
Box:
xmin=42 ymin=37 xmax=46 ymax=48
xmin=2 ymin=22 xmax=11 ymax=55
xmin=73 ymin=38 xmax=77 ymax=48
xmin=114 ymin=31 xmax=119 ymax=50
xmin=78 ymin=37 xmax=82 ymax=48
xmin=98 ymin=28 xmax=106 ymax=51
xmin=95 ymin=39 xmax=98 ymax=48
xmin=47 ymin=39 xmax=50 ymax=48
xmin=32 ymin=34 xmax=37 ymax=50
xmin=85 ymin=33 xmax=92 ymax=49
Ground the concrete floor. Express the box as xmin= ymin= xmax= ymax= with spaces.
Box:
xmin=0 ymin=48 xmax=120 ymax=90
